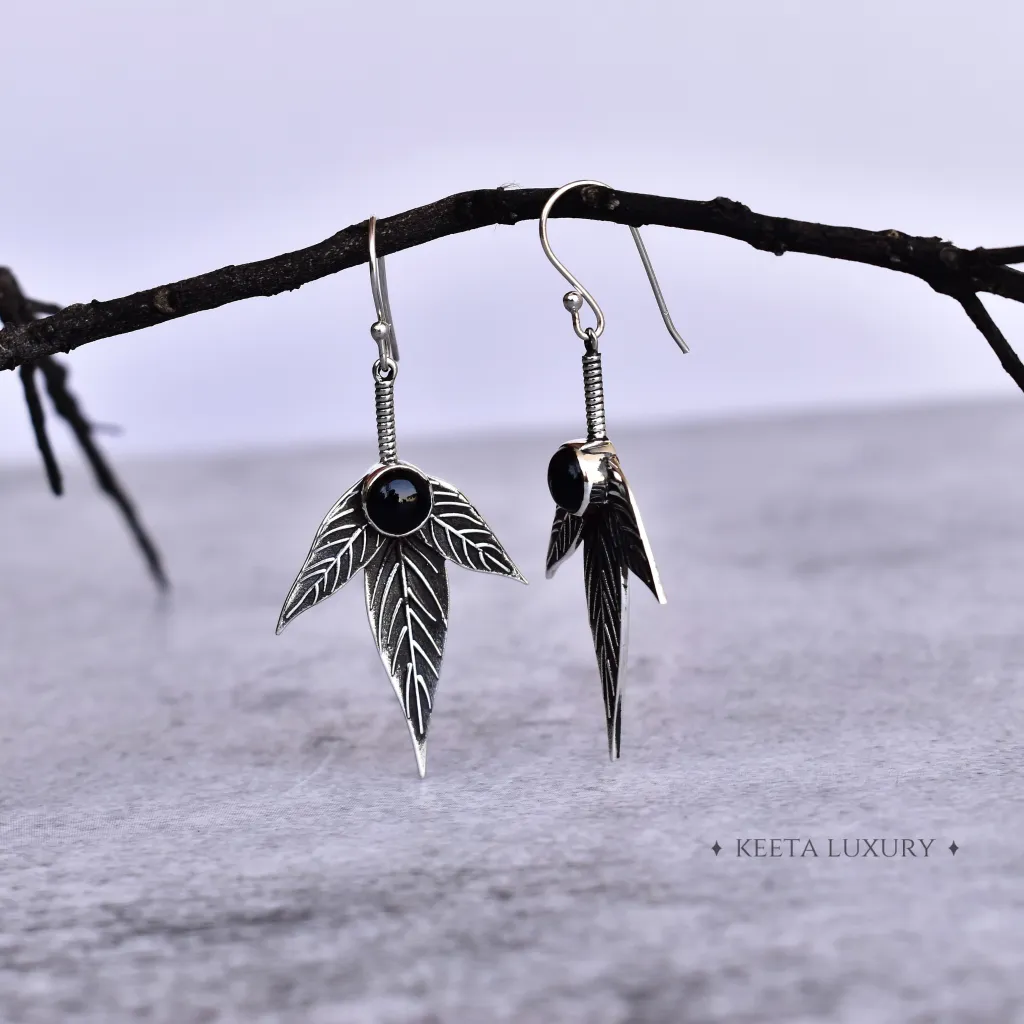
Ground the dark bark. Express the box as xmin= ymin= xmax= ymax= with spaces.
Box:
xmin=0 ymin=185 xmax=1022 ymax=390
xmin=18 ymin=362 xmax=62 ymax=494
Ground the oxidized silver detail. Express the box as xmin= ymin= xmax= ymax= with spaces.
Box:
xmin=276 ymin=480 xmax=385 ymax=633
xmin=583 ymin=500 xmax=630 ymax=761
xmin=544 ymin=439 xmax=664 ymax=759
xmin=278 ymin=453 xmax=527 ymax=777
xmin=365 ymin=533 xmax=449 ymax=778
xmin=545 ymin=506 xmax=585 ymax=578
xmin=425 ymin=477 xmax=527 ymax=581
xmin=607 ymin=457 xmax=665 ymax=605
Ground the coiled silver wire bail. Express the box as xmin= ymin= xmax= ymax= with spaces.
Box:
xmin=372 ymin=354 xmax=399 ymax=463
xmin=580 ymin=327 xmax=607 ymax=442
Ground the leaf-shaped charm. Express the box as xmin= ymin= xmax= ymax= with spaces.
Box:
xmin=276 ymin=459 xmax=527 ymax=776
xmin=582 ymin=508 xmax=630 ymax=761
xmin=607 ymin=458 xmax=666 ymax=604
xmin=364 ymin=534 xmax=450 ymax=777
xmin=277 ymin=481 xmax=386 ymax=633
xmin=425 ymin=477 xmax=527 ymax=581
xmin=543 ymin=440 xmax=666 ymax=760
xmin=545 ymin=506 xmax=585 ymax=579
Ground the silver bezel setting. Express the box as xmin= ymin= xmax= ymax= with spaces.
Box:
xmin=360 ymin=461 xmax=435 ymax=538
xmin=550 ymin=438 xmax=615 ymax=516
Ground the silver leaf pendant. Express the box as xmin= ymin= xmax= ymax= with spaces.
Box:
xmin=545 ymin=438 xmax=665 ymax=759
xmin=537 ymin=182 xmax=684 ymax=762
xmin=278 ymin=460 xmax=526 ymax=776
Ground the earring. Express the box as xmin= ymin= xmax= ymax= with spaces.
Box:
xmin=539 ymin=180 xmax=688 ymax=760
xmin=276 ymin=216 xmax=527 ymax=778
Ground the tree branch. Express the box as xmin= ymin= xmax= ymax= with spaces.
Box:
xmin=1 ymin=185 xmax=1022 ymax=388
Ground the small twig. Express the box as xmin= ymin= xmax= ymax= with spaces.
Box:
xmin=973 ymin=245 xmax=1024 ymax=266
xmin=18 ymin=363 xmax=63 ymax=494
xmin=36 ymin=355 xmax=169 ymax=591
xmin=27 ymin=299 xmax=63 ymax=316
xmin=955 ymin=292 xmax=1024 ymax=393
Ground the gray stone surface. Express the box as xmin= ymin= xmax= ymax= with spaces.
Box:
xmin=1 ymin=400 xmax=1023 ymax=1023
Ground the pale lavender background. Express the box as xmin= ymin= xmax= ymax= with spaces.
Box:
xmin=1 ymin=0 xmax=1023 ymax=460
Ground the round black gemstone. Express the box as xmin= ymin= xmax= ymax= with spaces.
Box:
xmin=363 ymin=466 xmax=433 ymax=536
xmin=547 ymin=446 xmax=585 ymax=514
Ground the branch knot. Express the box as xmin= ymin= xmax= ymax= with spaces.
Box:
xmin=153 ymin=288 xmax=178 ymax=315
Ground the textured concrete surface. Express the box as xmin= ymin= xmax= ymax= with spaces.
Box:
xmin=2 ymin=400 xmax=1023 ymax=1023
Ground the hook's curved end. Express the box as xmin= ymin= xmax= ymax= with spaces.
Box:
xmin=539 ymin=180 xmax=610 ymax=344
xmin=628 ymin=226 xmax=689 ymax=354
xmin=368 ymin=216 xmax=399 ymax=365
xmin=539 ymin=181 xmax=689 ymax=355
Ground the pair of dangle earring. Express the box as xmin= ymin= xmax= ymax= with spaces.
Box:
xmin=540 ymin=180 xmax=688 ymax=760
xmin=276 ymin=183 xmax=686 ymax=776
xmin=276 ymin=217 xmax=526 ymax=777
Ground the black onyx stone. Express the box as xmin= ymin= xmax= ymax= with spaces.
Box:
xmin=363 ymin=466 xmax=433 ymax=536
xmin=547 ymin=446 xmax=585 ymax=514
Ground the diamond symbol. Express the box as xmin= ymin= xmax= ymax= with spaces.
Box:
xmin=712 ymin=841 xmax=721 ymax=855
xmin=949 ymin=841 xmax=959 ymax=855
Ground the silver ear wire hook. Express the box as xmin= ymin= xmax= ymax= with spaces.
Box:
xmin=368 ymin=216 xmax=399 ymax=369
xmin=538 ymin=180 xmax=689 ymax=354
